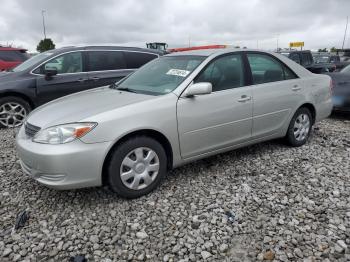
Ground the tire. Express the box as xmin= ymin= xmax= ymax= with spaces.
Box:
xmin=106 ymin=136 xmax=167 ymax=198
xmin=286 ymin=107 xmax=312 ymax=147
xmin=0 ymin=96 xmax=31 ymax=128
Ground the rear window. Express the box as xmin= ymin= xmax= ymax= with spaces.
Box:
xmin=88 ymin=51 xmax=126 ymax=71
xmin=124 ymin=52 xmax=158 ymax=69
xmin=0 ymin=50 xmax=27 ymax=62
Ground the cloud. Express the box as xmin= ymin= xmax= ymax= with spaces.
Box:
xmin=0 ymin=0 xmax=349 ymax=52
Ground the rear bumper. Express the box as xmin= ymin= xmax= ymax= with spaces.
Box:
xmin=16 ymin=126 xmax=112 ymax=190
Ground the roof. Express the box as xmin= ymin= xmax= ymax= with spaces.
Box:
xmin=53 ymin=45 xmax=164 ymax=55
xmin=0 ymin=47 xmax=27 ymax=51
xmin=166 ymin=48 xmax=276 ymax=57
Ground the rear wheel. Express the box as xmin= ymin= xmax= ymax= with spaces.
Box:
xmin=286 ymin=107 xmax=312 ymax=147
xmin=0 ymin=96 xmax=31 ymax=128
xmin=106 ymin=136 xmax=167 ymax=198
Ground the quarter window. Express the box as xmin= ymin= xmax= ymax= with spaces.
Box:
xmin=195 ymin=54 xmax=244 ymax=92
xmin=35 ymin=52 xmax=83 ymax=74
xmin=88 ymin=51 xmax=126 ymax=71
xmin=247 ymin=53 xmax=297 ymax=84
xmin=124 ymin=52 xmax=158 ymax=69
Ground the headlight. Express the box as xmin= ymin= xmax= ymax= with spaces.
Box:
xmin=33 ymin=122 xmax=97 ymax=144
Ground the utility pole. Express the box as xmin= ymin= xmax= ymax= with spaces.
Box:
xmin=42 ymin=10 xmax=47 ymax=39
xmin=342 ymin=16 xmax=348 ymax=50
xmin=276 ymin=34 xmax=279 ymax=51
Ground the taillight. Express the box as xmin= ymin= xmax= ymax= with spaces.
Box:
xmin=329 ymin=79 xmax=334 ymax=95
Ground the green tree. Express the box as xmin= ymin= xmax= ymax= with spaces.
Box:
xmin=318 ymin=48 xmax=328 ymax=52
xmin=330 ymin=47 xmax=337 ymax=53
xmin=36 ymin=38 xmax=55 ymax=53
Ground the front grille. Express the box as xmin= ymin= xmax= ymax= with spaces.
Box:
xmin=25 ymin=122 xmax=41 ymax=138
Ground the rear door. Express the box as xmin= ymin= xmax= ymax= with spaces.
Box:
xmin=246 ymin=52 xmax=302 ymax=138
xmin=35 ymin=51 xmax=89 ymax=105
xmin=177 ymin=53 xmax=253 ymax=158
xmin=86 ymin=51 xmax=132 ymax=88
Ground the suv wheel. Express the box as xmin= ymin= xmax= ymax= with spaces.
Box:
xmin=0 ymin=96 xmax=31 ymax=128
xmin=106 ymin=136 xmax=167 ymax=198
xmin=286 ymin=107 xmax=312 ymax=147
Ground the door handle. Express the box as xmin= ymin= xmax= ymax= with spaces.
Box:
xmin=77 ymin=78 xmax=86 ymax=83
xmin=292 ymin=85 xmax=301 ymax=91
xmin=237 ymin=95 xmax=251 ymax=102
xmin=91 ymin=77 xmax=100 ymax=81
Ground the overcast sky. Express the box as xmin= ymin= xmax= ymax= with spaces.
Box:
xmin=0 ymin=0 xmax=349 ymax=52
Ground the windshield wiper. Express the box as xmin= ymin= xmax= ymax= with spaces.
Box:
xmin=115 ymin=87 xmax=137 ymax=93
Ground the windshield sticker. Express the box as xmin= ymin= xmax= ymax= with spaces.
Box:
xmin=166 ymin=69 xmax=190 ymax=77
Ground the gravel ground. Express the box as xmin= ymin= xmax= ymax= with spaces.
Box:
xmin=0 ymin=115 xmax=349 ymax=262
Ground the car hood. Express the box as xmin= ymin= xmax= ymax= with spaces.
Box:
xmin=27 ymin=86 xmax=155 ymax=128
xmin=0 ymin=71 xmax=26 ymax=82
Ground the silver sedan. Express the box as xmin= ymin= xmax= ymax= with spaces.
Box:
xmin=16 ymin=49 xmax=333 ymax=198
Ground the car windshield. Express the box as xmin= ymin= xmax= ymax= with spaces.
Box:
xmin=340 ymin=64 xmax=350 ymax=73
xmin=11 ymin=51 xmax=55 ymax=72
xmin=313 ymin=55 xmax=330 ymax=64
xmin=115 ymin=55 xmax=206 ymax=95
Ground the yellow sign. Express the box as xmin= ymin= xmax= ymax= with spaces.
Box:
xmin=289 ymin=42 xmax=304 ymax=48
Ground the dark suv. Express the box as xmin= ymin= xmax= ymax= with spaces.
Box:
xmin=279 ymin=50 xmax=336 ymax=73
xmin=0 ymin=47 xmax=29 ymax=71
xmin=0 ymin=46 xmax=163 ymax=127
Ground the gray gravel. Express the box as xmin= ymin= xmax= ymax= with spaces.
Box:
xmin=1 ymin=116 xmax=349 ymax=261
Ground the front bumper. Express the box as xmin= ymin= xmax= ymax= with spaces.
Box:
xmin=16 ymin=126 xmax=112 ymax=190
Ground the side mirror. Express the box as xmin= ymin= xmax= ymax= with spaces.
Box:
xmin=184 ymin=82 xmax=212 ymax=97
xmin=44 ymin=68 xmax=58 ymax=80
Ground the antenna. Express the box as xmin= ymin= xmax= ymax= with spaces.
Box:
xmin=342 ymin=16 xmax=348 ymax=50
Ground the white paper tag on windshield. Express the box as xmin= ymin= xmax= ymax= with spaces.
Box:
xmin=166 ymin=69 xmax=190 ymax=77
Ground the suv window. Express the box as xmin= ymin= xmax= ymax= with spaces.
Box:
xmin=247 ymin=53 xmax=297 ymax=84
xmin=124 ymin=52 xmax=158 ymax=69
xmin=34 ymin=52 xmax=83 ymax=74
xmin=289 ymin=53 xmax=301 ymax=64
xmin=195 ymin=54 xmax=244 ymax=92
xmin=0 ymin=50 xmax=27 ymax=62
xmin=88 ymin=51 xmax=126 ymax=71
xmin=301 ymin=53 xmax=312 ymax=66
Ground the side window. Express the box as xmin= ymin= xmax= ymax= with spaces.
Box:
xmin=301 ymin=53 xmax=312 ymax=66
xmin=289 ymin=53 xmax=301 ymax=64
xmin=35 ymin=52 xmax=83 ymax=74
xmin=0 ymin=51 xmax=26 ymax=62
xmin=88 ymin=51 xmax=126 ymax=71
xmin=283 ymin=66 xmax=297 ymax=80
xmin=195 ymin=54 xmax=244 ymax=92
xmin=247 ymin=53 xmax=290 ymax=84
xmin=124 ymin=52 xmax=158 ymax=69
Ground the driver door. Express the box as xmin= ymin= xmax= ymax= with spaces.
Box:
xmin=177 ymin=53 xmax=253 ymax=159
xmin=35 ymin=51 xmax=89 ymax=105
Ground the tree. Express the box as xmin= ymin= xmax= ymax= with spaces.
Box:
xmin=36 ymin=38 xmax=55 ymax=53
xmin=330 ymin=47 xmax=337 ymax=53
xmin=318 ymin=48 xmax=328 ymax=52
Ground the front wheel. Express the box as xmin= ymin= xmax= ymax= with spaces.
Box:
xmin=286 ymin=107 xmax=312 ymax=147
xmin=0 ymin=96 xmax=31 ymax=128
xmin=106 ymin=136 xmax=167 ymax=198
